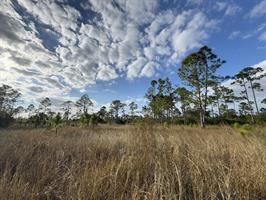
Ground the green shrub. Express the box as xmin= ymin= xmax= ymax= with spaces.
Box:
xmin=232 ymin=122 xmax=241 ymax=129
xmin=79 ymin=113 xmax=91 ymax=126
xmin=237 ymin=124 xmax=252 ymax=136
xmin=242 ymin=124 xmax=252 ymax=131
xmin=232 ymin=122 xmax=252 ymax=136
xmin=89 ymin=114 xmax=98 ymax=127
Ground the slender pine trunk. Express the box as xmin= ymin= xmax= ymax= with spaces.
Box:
xmin=250 ymin=80 xmax=259 ymax=114
xmin=201 ymin=108 xmax=206 ymax=128
xmin=211 ymin=104 xmax=214 ymax=118
xmin=243 ymin=83 xmax=255 ymax=123
xmin=217 ymin=99 xmax=221 ymax=116
xmin=198 ymin=89 xmax=205 ymax=128
xmin=233 ymin=101 xmax=237 ymax=115
xmin=204 ymin=63 xmax=208 ymax=118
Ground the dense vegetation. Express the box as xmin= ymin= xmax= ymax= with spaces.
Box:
xmin=1 ymin=46 xmax=265 ymax=128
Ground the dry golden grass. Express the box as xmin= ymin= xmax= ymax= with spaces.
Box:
xmin=0 ymin=124 xmax=266 ymax=200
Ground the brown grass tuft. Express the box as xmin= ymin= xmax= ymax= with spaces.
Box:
xmin=0 ymin=124 xmax=266 ymax=199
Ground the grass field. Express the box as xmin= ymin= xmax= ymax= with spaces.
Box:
xmin=0 ymin=124 xmax=266 ymax=200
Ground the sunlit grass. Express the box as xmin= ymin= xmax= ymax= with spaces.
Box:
xmin=0 ymin=124 xmax=266 ymax=199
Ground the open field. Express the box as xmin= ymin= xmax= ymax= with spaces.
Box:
xmin=0 ymin=124 xmax=266 ymax=200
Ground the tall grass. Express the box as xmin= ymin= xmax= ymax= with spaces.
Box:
xmin=0 ymin=124 xmax=266 ymax=199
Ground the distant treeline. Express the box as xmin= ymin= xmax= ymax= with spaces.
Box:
xmin=1 ymin=46 xmax=266 ymax=128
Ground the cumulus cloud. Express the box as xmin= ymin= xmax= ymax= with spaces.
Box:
xmin=97 ymin=65 xmax=118 ymax=81
xmin=171 ymin=12 xmax=216 ymax=54
xmin=127 ymin=57 xmax=148 ymax=79
xmin=0 ymin=0 xmax=219 ymax=106
xmin=140 ymin=61 xmax=160 ymax=77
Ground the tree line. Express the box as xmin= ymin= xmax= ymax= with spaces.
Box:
xmin=1 ymin=46 xmax=266 ymax=128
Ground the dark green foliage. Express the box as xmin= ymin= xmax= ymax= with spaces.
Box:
xmin=110 ymin=100 xmax=126 ymax=118
xmin=76 ymin=94 xmax=93 ymax=115
xmin=145 ymin=78 xmax=178 ymax=121
xmin=89 ymin=114 xmax=98 ymax=127
xmin=79 ymin=113 xmax=91 ymax=126
xmin=97 ymin=106 xmax=108 ymax=122
xmin=52 ymin=113 xmax=63 ymax=127
xmin=128 ymin=101 xmax=138 ymax=116
xmin=178 ymin=46 xmax=226 ymax=128
xmin=0 ymin=84 xmax=21 ymax=127
xmin=0 ymin=111 xmax=13 ymax=127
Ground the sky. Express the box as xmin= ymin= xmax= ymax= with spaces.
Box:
xmin=0 ymin=0 xmax=266 ymax=111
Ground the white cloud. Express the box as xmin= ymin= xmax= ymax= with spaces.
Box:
xmin=171 ymin=12 xmax=216 ymax=54
xmin=229 ymin=31 xmax=241 ymax=40
xmin=216 ymin=2 xmax=227 ymax=11
xmin=259 ymin=31 xmax=266 ymax=41
xmin=215 ymin=2 xmax=241 ymax=16
xmin=97 ymin=64 xmax=118 ymax=81
xmin=224 ymin=4 xmax=241 ymax=16
xmin=236 ymin=23 xmax=266 ymax=40
xmin=140 ymin=61 xmax=160 ymax=77
xmin=127 ymin=57 xmax=148 ymax=79
xmin=0 ymin=0 xmax=218 ymax=106
xmin=248 ymin=0 xmax=266 ymax=18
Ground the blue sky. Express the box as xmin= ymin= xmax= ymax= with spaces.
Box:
xmin=0 ymin=0 xmax=266 ymax=110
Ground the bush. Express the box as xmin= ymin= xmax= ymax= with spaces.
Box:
xmin=0 ymin=111 xmax=13 ymax=127
xmin=79 ymin=113 xmax=91 ymax=126
xmin=232 ymin=123 xmax=252 ymax=136
xmin=255 ymin=114 xmax=266 ymax=124
xmin=242 ymin=123 xmax=252 ymax=131
xmin=232 ymin=122 xmax=241 ymax=129
xmin=89 ymin=114 xmax=98 ymax=127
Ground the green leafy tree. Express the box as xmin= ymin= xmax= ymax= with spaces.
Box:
xmin=178 ymin=46 xmax=225 ymax=128
xmin=145 ymin=80 xmax=157 ymax=118
xmin=210 ymin=85 xmax=235 ymax=117
xmin=0 ymin=84 xmax=21 ymax=114
xmin=232 ymin=71 xmax=254 ymax=122
xmin=175 ymin=87 xmax=192 ymax=115
xmin=145 ymin=78 xmax=176 ymax=121
xmin=0 ymin=84 xmax=21 ymax=127
xmin=89 ymin=113 xmax=98 ymax=127
xmin=142 ymin=105 xmax=151 ymax=117
xmin=240 ymin=67 xmax=265 ymax=114
xmin=97 ymin=106 xmax=108 ymax=122
xmin=76 ymin=94 xmax=93 ymax=115
xmin=51 ymin=113 xmax=63 ymax=134
xmin=239 ymin=102 xmax=252 ymax=116
xmin=110 ymin=100 xmax=125 ymax=118
xmin=13 ymin=106 xmax=24 ymax=116
xmin=26 ymin=104 xmax=35 ymax=118
xmin=61 ymin=100 xmax=73 ymax=121
xmin=39 ymin=97 xmax=51 ymax=115
xmin=129 ymin=101 xmax=138 ymax=116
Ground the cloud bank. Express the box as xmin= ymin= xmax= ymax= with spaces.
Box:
xmin=0 ymin=0 xmax=218 ymax=104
